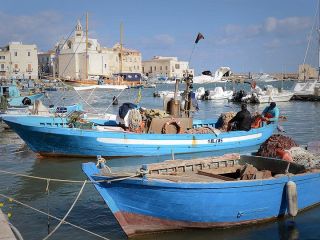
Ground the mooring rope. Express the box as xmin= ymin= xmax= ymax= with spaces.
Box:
xmin=103 ymin=87 xmax=126 ymax=114
xmin=0 ymin=192 xmax=110 ymax=240
xmin=42 ymin=180 xmax=87 ymax=240
xmin=0 ymin=169 xmax=140 ymax=183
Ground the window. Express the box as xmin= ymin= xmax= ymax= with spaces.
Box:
xmin=14 ymin=52 xmax=17 ymax=57
xmin=0 ymin=56 xmax=5 ymax=60
xmin=175 ymin=64 xmax=180 ymax=69
xmin=160 ymin=66 xmax=162 ymax=71
xmin=27 ymin=64 xmax=32 ymax=71
xmin=0 ymin=64 xmax=4 ymax=70
xmin=154 ymin=66 xmax=156 ymax=71
xmin=28 ymin=52 xmax=31 ymax=56
xmin=150 ymin=66 xmax=152 ymax=73
xmin=104 ymin=64 xmax=107 ymax=68
xmin=166 ymin=66 xmax=168 ymax=70
xmin=14 ymin=64 xmax=18 ymax=69
xmin=142 ymin=67 xmax=144 ymax=72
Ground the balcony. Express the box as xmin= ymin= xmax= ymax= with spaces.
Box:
xmin=13 ymin=68 xmax=20 ymax=73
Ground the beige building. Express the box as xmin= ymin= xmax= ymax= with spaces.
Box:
xmin=298 ymin=64 xmax=318 ymax=80
xmin=0 ymin=42 xmax=38 ymax=80
xmin=57 ymin=21 xmax=142 ymax=81
xmin=142 ymin=56 xmax=194 ymax=79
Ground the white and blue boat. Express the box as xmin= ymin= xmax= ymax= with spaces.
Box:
xmin=2 ymin=115 xmax=276 ymax=157
xmin=82 ymin=154 xmax=320 ymax=237
xmin=0 ymin=83 xmax=44 ymax=107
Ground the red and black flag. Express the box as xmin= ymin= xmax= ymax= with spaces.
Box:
xmin=195 ymin=32 xmax=204 ymax=44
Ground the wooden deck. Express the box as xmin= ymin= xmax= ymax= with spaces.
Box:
xmin=0 ymin=209 xmax=17 ymax=240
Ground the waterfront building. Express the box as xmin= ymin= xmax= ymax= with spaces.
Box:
xmin=57 ymin=21 xmax=141 ymax=81
xmin=38 ymin=50 xmax=57 ymax=78
xmin=142 ymin=56 xmax=194 ymax=79
xmin=0 ymin=42 xmax=38 ymax=80
xmin=298 ymin=64 xmax=318 ymax=80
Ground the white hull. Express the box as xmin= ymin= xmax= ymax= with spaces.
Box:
xmin=74 ymin=84 xmax=128 ymax=91
xmin=257 ymin=92 xmax=294 ymax=103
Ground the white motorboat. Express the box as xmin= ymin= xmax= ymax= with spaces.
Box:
xmin=241 ymin=85 xmax=293 ymax=103
xmin=293 ymin=80 xmax=320 ymax=96
xmin=252 ymin=73 xmax=278 ymax=82
xmin=193 ymin=67 xmax=231 ymax=84
xmin=204 ymin=87 xmax=233 ymax=100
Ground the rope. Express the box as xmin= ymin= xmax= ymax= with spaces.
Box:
xmin=0 ymin=169 xmax=140 ymax=183
xmin=103 ymin=87 xmax=126 ymax=114
xmin=43 ymin=180 xmax=87 ymax=240
xmin=0 ymin=192 xmax=109 ymax=240
xmin=302 ymin=1 xmax=319 ymax=67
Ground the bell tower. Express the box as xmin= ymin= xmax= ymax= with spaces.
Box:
xmin=75 ymin=20 xmax=83 ymax=39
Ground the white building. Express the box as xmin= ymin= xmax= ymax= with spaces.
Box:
xmin=0 ymin=42 xmax=38 ymax=80
xmin=142 ymin=56 xmax=194 ymax=79
xmin=57 ymin=20 xmax=142 ymax=81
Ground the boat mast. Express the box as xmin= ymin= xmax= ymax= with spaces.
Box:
xmin=120 ymin=22 xmax=123 ymax=74
xmin=85 ymin=12 xmax=89 ymax=80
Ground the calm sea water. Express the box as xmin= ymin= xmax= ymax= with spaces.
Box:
xmin=0 ymin=81 xmax=320 ymax=240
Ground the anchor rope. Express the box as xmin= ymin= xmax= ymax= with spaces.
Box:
xmin=42 ymin=180 xmax=87 ymax=240
xmin=0 ymin=192 xmax=110 ymax=240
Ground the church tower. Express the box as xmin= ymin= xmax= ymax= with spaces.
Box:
xmin=75 ymin=20 xmax=83 ymax=39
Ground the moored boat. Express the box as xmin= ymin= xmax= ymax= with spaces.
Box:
xmin=2 ymin=114 xmax=276 ymax=157
xmin=82 ymin=154 xmax=320 ymax=237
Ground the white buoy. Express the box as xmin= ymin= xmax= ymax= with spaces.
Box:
xmin=286 ymin=181 xmax=298 ymax=217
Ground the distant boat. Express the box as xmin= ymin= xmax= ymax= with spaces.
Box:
xmin=293 ymin=80 xmax=320 ymax=96
xmin=193 ymin=67 xmax=231 ymax=84
xmin=0 ymin=82 xmax=44 ymax=107
xmin=203 ymin=87 xmax=233 ymax=100
xmin=252 ymin=73 xmax=278 ymax=82
xmin=82 ymin=154 xmax=320 ymax=237
xmin=74 ymin=84 xmax=128 ymax=91
xmin=2 ymin=115 xmax=276 ymax=157
xmin=233 ymin=84 xmax=294 ymax=104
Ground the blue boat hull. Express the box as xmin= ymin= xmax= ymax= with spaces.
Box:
xmin=82 ymin=162 xmax=320 ymax=236
xmin=3 ymin=115 xmax=276 ymax=157
xmin=8 ymin=93 xmax=44 ymax=107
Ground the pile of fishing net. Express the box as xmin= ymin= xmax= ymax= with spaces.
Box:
xmin=215 ymin=112 xmax=236 ymax=132
xmin=287 ymin=147 xmax=320 ymax=168
xmin=257 ymin=134 xmax=298 ymax=158
xmin=257 ymin=134 xmax=320 ymax=169
xmin=185 ymin=126 xmax=221 ymax=134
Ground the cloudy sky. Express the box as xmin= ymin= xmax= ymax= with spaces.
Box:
xmin=0 ymin=0 xmax=318 ymax=74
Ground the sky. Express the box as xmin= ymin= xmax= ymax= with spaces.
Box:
xmin=0 ymin=0 xmax=318 ymax=74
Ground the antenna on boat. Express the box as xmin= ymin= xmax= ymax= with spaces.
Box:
xmin=85 ymin=12 xmax=89 ymax=80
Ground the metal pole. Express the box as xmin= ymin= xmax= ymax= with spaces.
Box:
xmin=85 ymin=12 xmax=88 ymax=80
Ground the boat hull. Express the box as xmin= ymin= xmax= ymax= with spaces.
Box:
xmin=257 ymin=92 xmax=294 ymax=103
xmin=3 ymin=115 xmax=275 ymax=157
xmin=8 ymin=93 xmax=44 ymax=107
xmin=82 ymin=162 xmax=320 ymax=237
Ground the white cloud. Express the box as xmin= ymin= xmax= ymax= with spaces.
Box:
xmin=153 ymin=34 xmax=175 ymax=46
xmin=0 ymin=11 xmax=72 ymax=50
xmin=216 ymin=16 xmax=311 ymax=46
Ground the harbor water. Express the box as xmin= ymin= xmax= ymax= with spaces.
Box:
xmin=1 ymin=81 xmax=320 ymax=239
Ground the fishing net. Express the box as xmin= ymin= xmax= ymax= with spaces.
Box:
xmin=288 ymin=147 xmax=320 ymax=169
xmin=216 ymin=112 xmax=236 ymax=132
xmin=128 ymin=109 xmax=142 ymax=132
xmin=257 ymin=134 xmax=298 ymax=158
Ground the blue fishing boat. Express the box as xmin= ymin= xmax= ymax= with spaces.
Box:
xmin=2 ymin=114 xmax=276 ymax=157
xmin=0 ymin=82 xmax=44 ymax=107
xmin=82 ymin=154 xmax=320 ymax=237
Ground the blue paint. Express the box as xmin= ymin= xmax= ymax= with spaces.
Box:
xmin=82 ymin=161 xmax=320 ymax=236
xmin=0 ymin=84 xmax=44 ymax=107
xmin=3 ymin=115 xmax=276 ymax=157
